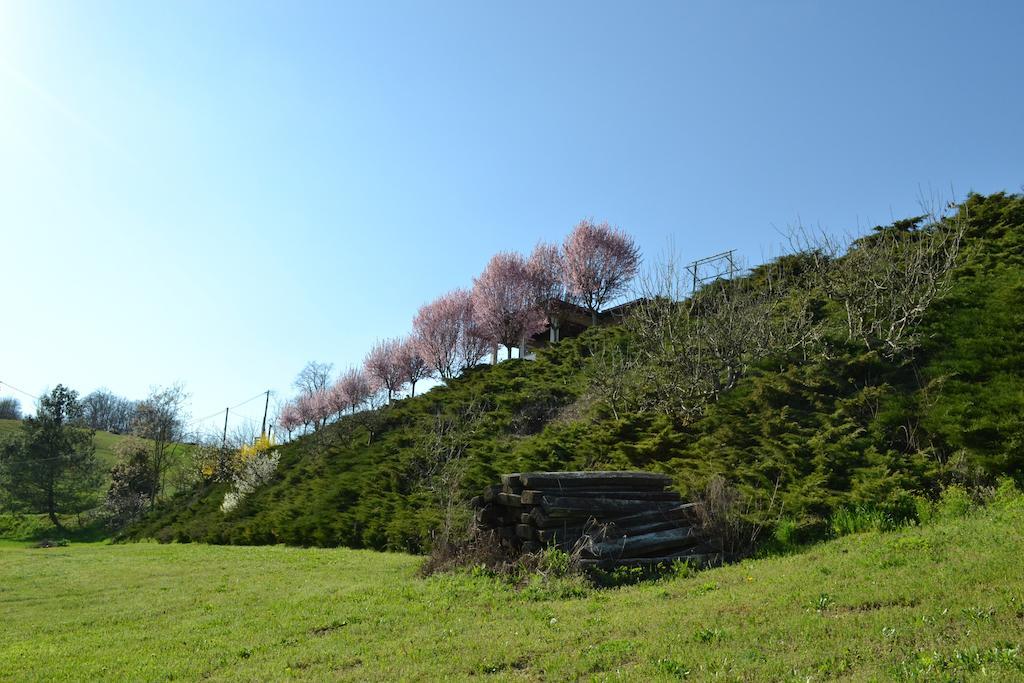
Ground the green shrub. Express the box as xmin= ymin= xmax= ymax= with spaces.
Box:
xmin=914 ymin=495 xmax=935 ymax=525
xmin=829 ymin=506 xmax=895 ymax=537
xmin=935 ymin=485 xmax=974 ymax=520
xmin=991 ymin=477 xmax=1023 ymax=510
xmin=537 ymin=548 xmax=573 ymax=578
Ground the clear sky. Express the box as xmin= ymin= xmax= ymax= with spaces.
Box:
xmin=2 ymin=1 xmax=1022 ymax=432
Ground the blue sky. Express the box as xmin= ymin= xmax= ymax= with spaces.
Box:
xmin=2 ymin=1 xmax=1021 ymax=432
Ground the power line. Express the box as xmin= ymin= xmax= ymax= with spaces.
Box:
xmin=230 ymin=391 xmax=270 ymax=411
xmin=0 ymin=381 xmax=38 ymax=401
xmin=0 ymin=376 xmax=274 ymax=431
xmin=184 ymin=409 xmax=230 ymax=429
xmin=183 ymin=391 xmax=272 ymax=431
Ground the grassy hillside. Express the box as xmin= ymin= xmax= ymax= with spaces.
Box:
xmin=4 ymin=501 xmax=1024 ymax=680
xmin=0 ymin=419 xmax=124 ymax=472
xmin=133 ymin=192 xmax=1024 ymax=552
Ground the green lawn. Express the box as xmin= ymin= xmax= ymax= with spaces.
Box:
xmin=2 ymin=505 xmax=1022 ymax=681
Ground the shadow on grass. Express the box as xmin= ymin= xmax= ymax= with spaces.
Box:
xmin=0 ymin=513 xmax=112 ymax=545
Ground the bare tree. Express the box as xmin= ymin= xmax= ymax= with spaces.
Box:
xmin=0 ymin=397 xmax=21 ymax=420
xmin=81 ymin=389 xmax=138 ymax=433
xmin=804 ymin=213 xmax=965 ymax=357
xmin=132 ymin=384 xmax=189 ymax=506
xmin=294 ymin=361 xmax=334 ymax=398
xmin=607 ymin=203 xmax=965 ymax=424
xmin=618 ymin=247 xmax=822 ymax=421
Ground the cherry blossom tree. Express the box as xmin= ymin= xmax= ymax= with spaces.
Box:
xmin=563 ymin=219 xmax=641 ymax=324
xmin=527 ymin=241 xmax=567 ymax=341
xmin=277 ymin=403 xmax=301 ymax=439
xmin=471 ymin=251 xmax=546 ymax=359
xmin=327 ymin=380 xmax=350 ymax=419
xmin=296 ymin=390 xmax=330 ymax=431
xmin=364 ymin=338 xmax=407 ymax=403
xmin=396 ymin=336 xmax=433 ymax=397
xmin=338 ymin=367 xmax=375 ymax=413
xmin=413 ymin=288 xmax=489 ymax=380
xmin=413 ymin=292 xmax=463 ymax=380
xmin=457 ymin=311 xmax=491 ymax=371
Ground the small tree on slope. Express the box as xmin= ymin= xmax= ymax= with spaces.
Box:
xmin=471 ymin=251 xmax=546 ymax=359
xmin=0 ymin=384 xmax=102 ymax=529
xmin=563 ymin=219 xmax=641 ymax=325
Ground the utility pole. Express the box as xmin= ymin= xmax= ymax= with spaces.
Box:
xmin=260 ymin=390 xmax=270 ymax=437
xmin=221 ymin=407 xmax=229 ymax=448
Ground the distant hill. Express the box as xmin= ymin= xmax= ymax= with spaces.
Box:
xmin=0 ymin=419 xmax=128 ymax=473
xmin=132 ymin=192 xmax=1024 ymax=552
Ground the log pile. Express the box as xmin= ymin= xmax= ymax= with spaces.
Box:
xmin=471 ymin=471 xmax=720 ymax=569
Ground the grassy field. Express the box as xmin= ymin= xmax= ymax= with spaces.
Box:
xmin=2 ymin=504 xmax=1023 ymax=681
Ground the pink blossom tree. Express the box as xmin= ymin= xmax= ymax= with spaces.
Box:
xmin=471 ymin=251 xmax=546 ymax=359
xmin=326 ymin=380 xmax=350 ymax=419
xmin=563 ymin=219 xmax=641 ymax=324
xmin=278 ymin=403 xmax=301 ymax=440
xmin=396 ymin=336 xmax=432 ymax=397
xmin=338 ymin=367 xmax=375 ymax=413
xmin=527 ymin=241 xmax=566 ymax=341
xmin=296 ymin=391 xmax=330 ymax=431
xmin=457 ymin=308 xmax=491 ymax=372
xmin=413 ymin=288 xmax=489 ymax=380
xmin=364 ymin=338 xmax=407 ymax=403
xmin=413 ymin=291 xmax=463 ymax=380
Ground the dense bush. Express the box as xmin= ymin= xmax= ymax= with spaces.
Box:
xmin=130 ymin=192 xmax=1024 ymax=554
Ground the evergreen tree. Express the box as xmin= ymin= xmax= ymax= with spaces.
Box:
xmin=0 ymin=385 xmax=102 ymax=529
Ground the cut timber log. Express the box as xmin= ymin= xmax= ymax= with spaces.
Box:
xmin=473 ymin=472 xmax=714 ymax=571
xmin=520 ymin=489 xmax=680 ymax=505
xmin=611 ymin=503 xmax=698 ymax=524
xmin=537 ymin=520 xmax=696 ymax=545
xmin=500 ymin=473 xmax=525 ymax=494
xmin=519 ymin=471 xmax=672 ymax=491
xmin=526 ymin=502 xmax=696 ymax=529
xmin=583 ymin=526 xmax=702 ymax=559
xmin=495 ymin=493 xmax=523 ymax=507
xmin=539 ymin=496 xmax=683 ymax=517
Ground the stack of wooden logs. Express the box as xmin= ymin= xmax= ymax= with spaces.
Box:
xmin=471 ymin=471 xmax=719 ymax=569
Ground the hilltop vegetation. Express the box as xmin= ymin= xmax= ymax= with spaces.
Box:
xmin=132 ymin=192 xmax=1024 ymax=554
xmin=5 ymin=497 xmax=1024 ymax=680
